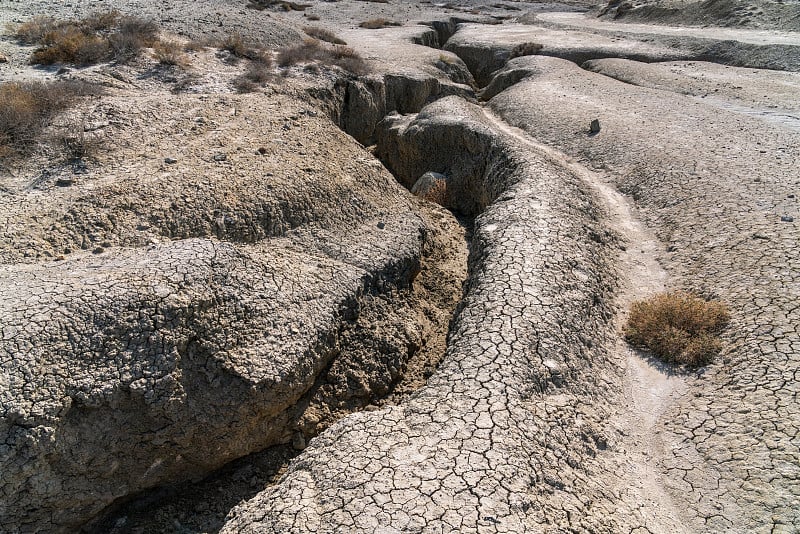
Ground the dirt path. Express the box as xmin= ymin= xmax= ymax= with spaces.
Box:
xmin=481 ymin=107 xmax=690 ymax=532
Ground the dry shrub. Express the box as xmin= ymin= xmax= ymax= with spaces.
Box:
xmin=277 ymin=39 xmax=321 ymax=67
xmin=18 ymin=12 xmax=159 ymax=65
xmin=57 ymin=121 xmax=102 ymax=161
xmin=510 ymin=42 xmax=543 ymax=58
xmin=217 ymin=33 xmax=268 ymax=61
xmin=0 ymin=80 xmax=100 ymax=156
xmin=329 ymin=45 xmax=368 ymax=75
xmin=303 ymin=26 xmax=346 ymax=45
xmin=153 ymin=40 xmax=188 ymax=66
xmin=80 ymin=10 xmax=122 ymax=32
xmin=183 ymin=39 xmax=208 ymax=52
xmin=31 ymin=27 xmax=111 ymax=66
xmin=14 ymin=15 xmax=61 ymax=44
xmin=359 ymin=18 xmax=402 ymax=29
xmin=108 ymin=15 xmax=159 ymax=62
xmin=624 ymin=291 xmax=730 ymax=366
xmin=233 ymin=53 xmax=275 ymax=92
xmin=278 ymin=40 xmax=368 ymax=75
xmin=218 ymin=32 xmax=249 ymax=58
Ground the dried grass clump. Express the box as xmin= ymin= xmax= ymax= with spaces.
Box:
xmin=14 ymin=16 xmax=62 ymax=44
xmin=217 ymin=33 xmax=269 ymax=61
xmin=509 ymin=42 xmax=543 ymax=58
xmin=31 ymin=27 xmax=111 ymax=66
xmin=16 ymin=11 xmax=159 ymax=65
xmin=303 ymin=26 xmax=346 ymax=45
xmin=233 ymin=53 xmax=275 ymax=92
xmin=153 ymin=39 xmax=188 ymax=66
xmin=109 ymin=15 xmax=159 ymax=61
xmin=624 ymin=291 xmax=730 ymax=366
xmin=359 ymin=18 xmax=402 ymax=29
xmin=277 ymin=40 xmax=368 ymax=75
xmin=0 ymin=80 xmax=100 ymax=157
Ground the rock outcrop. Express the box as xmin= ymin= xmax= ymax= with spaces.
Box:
xmin=0 ymin=92 xmax=461 ymax=532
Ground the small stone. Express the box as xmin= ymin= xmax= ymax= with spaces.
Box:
xmin=780 ymin=215 xmax=794 ymax=222
xmin=257 ymin=147 xmax=268 ymax=155
xmin=0 ymin=54 xmax=8 ymax=63
xmin=377 ymin=221 xmax=386 ymax=229
xmin=55 ymin=178 xmax=74 ymax=187
xmin=164 ymin=157 xmax=177 ymax=164
xmin=590 ymin=119 xmax=601 ymax=134
xmin=213 ymin=152 xmax=227 ymax=162
xmin=292 ymin=433 xmax=306 ymax=450
xmin=92 ymin=247 xmax=105 ymax=254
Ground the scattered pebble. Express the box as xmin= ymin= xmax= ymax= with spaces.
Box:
xmin=164 ymin=157 xmax=178 ymax=164
xmin=780 ymin=215 xmax=794 ymax=222
xmin=213 ymin=152 xmax=228 ymax=162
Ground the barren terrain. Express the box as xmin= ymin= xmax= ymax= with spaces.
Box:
xmin=1 ymin=0 xmax=798 ymax=532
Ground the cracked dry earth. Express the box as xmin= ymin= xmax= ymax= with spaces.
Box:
xmin=2 ymin=0 xmax=800 ymax=533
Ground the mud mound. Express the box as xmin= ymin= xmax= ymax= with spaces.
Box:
xmin=598 ymin=0 xmax=800 ymax=31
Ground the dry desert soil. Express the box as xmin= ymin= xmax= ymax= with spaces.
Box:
xmin=1 ymin=0 xmax=799 ymax=532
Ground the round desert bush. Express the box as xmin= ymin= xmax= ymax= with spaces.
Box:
xmin=624 ymin=291 xmax=730 ymax=366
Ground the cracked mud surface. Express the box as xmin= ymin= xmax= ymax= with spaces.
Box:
xmin=2 ymin=0 xmax=799 ymax=532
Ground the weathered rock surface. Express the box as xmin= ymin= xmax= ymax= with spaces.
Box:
xmin=3 ymin=0 xmax=800 ymax=531
xmin=0 ymin=88 xmax=462 ymax=532
xmin=445 ymin=22 xmax=690 ymax=85
xmin=223 ymin=95 xmax=628 ymax=532
xmin=487 ymin=53 xmax=800 ymax=531
xmin=596 ymin=0 xmax=800 ymax=32
xmin=537 ymin=11 xmax=800 ymax=71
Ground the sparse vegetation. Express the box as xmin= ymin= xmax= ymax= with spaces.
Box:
xmin=152 ymin=39 xmax=188 ymax=66
xmin=359 ymin=18 xmax=402 ymax=29
xmin=277 ymin=39 xmax=368 ymax=75
xmin=233 ymin=52 xmax=275 ymax=92
xmin=0 ymin=80 xmax=101 ymax=158
xmin=14 ymin=16 xmax=66 ymax=45
xmin=15 ymin=11 xmax=159 ymax=66
xmin=217 ymin=33 xmax=268 ymax=61
xmin=624 ymin=291 xmax=730 ymax=366
xmin=57 ymin=121 xmax=102 ymax=161
xmin=303 ymin=26 xmax=346 ymax=45
xmin=509 ymin=42 xmax=543 ymax=58
xmin=109 ymin=15 xmax=159 ymax=62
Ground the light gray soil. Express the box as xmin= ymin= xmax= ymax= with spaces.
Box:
xmin=2 ymin=0 xmax=799 ymax=532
